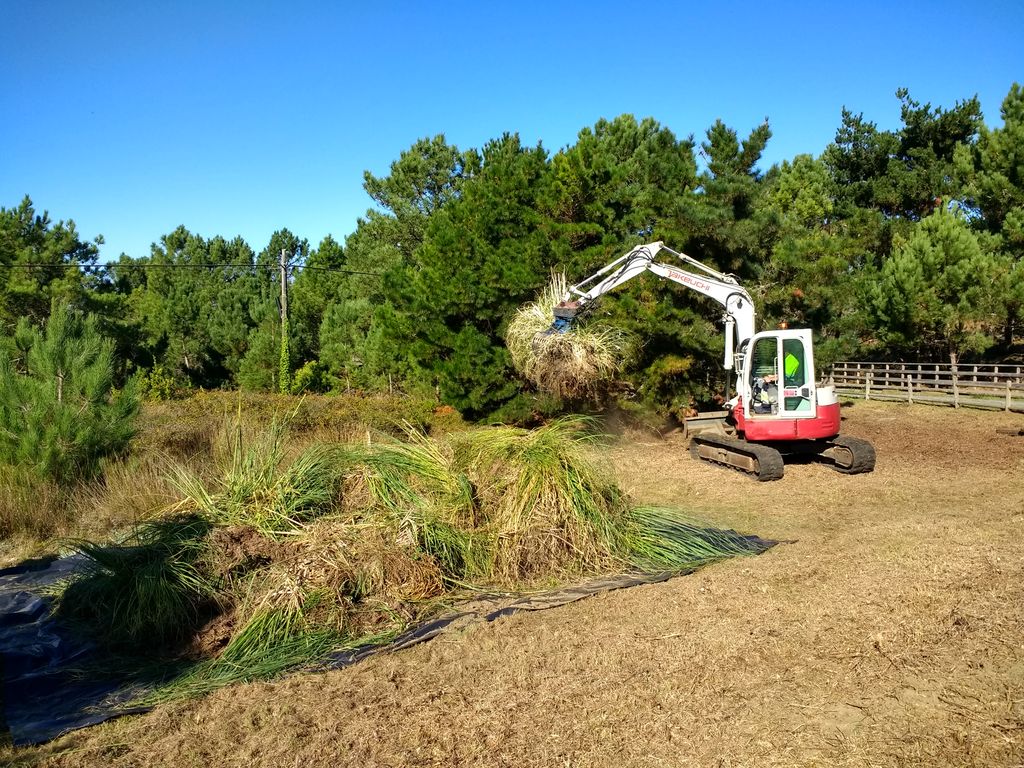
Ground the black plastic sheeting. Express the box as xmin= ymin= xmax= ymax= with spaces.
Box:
xmin=1 ymin=534 xmax=776 ymax=747
xmin=0 ymin=555 xmax=151 ymax=747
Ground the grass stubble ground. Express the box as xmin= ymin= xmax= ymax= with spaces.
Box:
xmin=7 ymin=400 xmax=1024 ymax=767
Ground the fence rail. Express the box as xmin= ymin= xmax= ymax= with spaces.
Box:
xmin=831 ymin=361 xmax=1024 ymax=412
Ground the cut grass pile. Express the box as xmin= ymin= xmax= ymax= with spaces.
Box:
xmin=506 ymin=273 xmax=633 ymax=399
xmin=53 ymin=415 xmax=766 ymax=701
xmin=59 ymin=515 xmax=217 ymax=648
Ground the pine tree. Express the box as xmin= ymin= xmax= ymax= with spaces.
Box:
xmin=957 ymin=82 xmax=1024 ymax=344
xmin=0 ymin=305 xmax=139 ymax=486
xmin=0 ymin=196 xmax=102 ymax=332
xmin=386 ymin=133 xmax=555 ymax=417
xmin=869 ymin=207 xmax=1005 ymax=363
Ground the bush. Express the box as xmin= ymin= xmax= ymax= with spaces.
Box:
xmin=0 ymin=306 xmax=139 ymax=487
xmin=136 ymin=364 xmax=181 ymax=401
xmin=289 ymin=360 xmax=331 ymax=394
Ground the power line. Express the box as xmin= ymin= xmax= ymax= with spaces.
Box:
xmin=0 ymin=262 xmax=382 ymax=276
xmin=296 ymin=264 xmax=381 ymax=276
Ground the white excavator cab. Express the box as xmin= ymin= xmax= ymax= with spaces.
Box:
xmin=741 ymin=329 xmax=817 ymax=419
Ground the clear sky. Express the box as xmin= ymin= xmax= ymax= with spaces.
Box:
xmin=2 ymin=0 xmax=1022 ymax=262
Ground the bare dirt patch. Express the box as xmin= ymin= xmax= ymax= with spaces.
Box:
xmin=11 ymin=401 xmax=1024 ymax=767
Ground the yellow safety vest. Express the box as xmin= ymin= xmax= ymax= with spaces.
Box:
xmin=784 ymin=352 xmax=799 ymax=379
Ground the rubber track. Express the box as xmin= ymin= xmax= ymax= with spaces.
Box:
xmin=689 ymin=434 xmax=785 ymax=481
xmin=827 ymin=435 xmax=876 ymax=474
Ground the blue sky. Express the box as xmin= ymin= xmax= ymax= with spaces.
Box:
xmin=2 ymin=1 xmax=1022 ymax=261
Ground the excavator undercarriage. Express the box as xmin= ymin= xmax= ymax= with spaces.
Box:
xmin=683 ymin=414 xmax=876 ymax=481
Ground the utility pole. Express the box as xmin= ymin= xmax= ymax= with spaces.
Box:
xmin=279 ymin=248 xmax=291 ymax=393
xmin=279 ymin=248 xmax=289 ymax=332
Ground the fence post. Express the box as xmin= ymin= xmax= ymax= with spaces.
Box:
xmin=905 ymin=363 xmax=913 ymax=404
xmin=952 ymin=360 xmax=960 ymax=408
xmin=865 ymin=367 xmax=871 ymax=400
xmin=1007 ymin=377 xmax=1013 ymax=412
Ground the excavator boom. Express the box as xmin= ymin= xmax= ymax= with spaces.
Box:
xmin=556 ymin=242 xmax=755 ymax=371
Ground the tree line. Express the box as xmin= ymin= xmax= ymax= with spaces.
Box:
xmin=3 ymin=83 xmax=1022 ymax=422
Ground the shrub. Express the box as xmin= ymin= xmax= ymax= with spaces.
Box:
xmin=289 ymin=360 xmax=331 ymax=394
xmin=0 ymin=305 xmax=139 ymax=487
xmin=136 ymin=364 xmax=181 ymax=401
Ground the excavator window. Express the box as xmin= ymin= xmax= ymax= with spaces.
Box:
xmin=749 ymin=338 xmax=779 ymax=415
xmin=782 ymin=339 xmax=805 ymax=386
xmin=782 ymin=338 xmax=812 ymax=412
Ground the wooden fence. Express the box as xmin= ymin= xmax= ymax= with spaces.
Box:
xmin=830 ymin=361 xmax=1024 ymax=412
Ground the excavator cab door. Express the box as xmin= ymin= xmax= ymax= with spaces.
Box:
xmin=743 ymin=330 xmax=817 ymax=419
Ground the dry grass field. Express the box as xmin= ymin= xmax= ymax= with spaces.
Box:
xmin=8 ymin=400 xmax=1024 ymax=767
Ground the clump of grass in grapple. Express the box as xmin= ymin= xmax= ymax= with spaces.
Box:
xmin=58 ymin=413 xmax=768 ymax=702
xmin=506 ymin=273 xmax=633 ymax=399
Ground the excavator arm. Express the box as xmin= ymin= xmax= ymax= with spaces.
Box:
xmin=555 ymin=241 xmax=756 ymax=371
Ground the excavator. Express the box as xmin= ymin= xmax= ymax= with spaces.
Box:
xmin=551 ymin=241 xmax=876 ymax=481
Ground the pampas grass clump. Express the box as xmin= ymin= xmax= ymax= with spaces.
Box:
xmin=452 ymin=417 xmax=626 ymax=581
xmin=506 ymin=273 xmax=634 ymax=399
